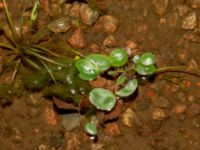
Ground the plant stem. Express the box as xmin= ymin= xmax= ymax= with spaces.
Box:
xmin=11 ymin=59 xmax=21 ymax=81
xmin=31 ymin=45 xmax=60 ymax=57
xmin=0 ymin=42 xmax=18 ymax=53
xmin=62 ymin=47 xmax=85 ymax=58
xmin=156 ymin=66 xmax=200 ymax=78
xmin=2 ymin=0 xmax=17 ymax=43
xmin=24 ymin=49 xmax=64 ymax=66
xmin=108 ymin=65 xmax=136 ymax=76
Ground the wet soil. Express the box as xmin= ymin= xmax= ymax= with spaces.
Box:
xmin=0 ymin=0 xmax=200 ymax=150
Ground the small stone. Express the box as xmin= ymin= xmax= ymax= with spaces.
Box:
xmin=190 ymin=0 xmax=200 ymax=8
xmin=90 ymin=43 xmax=100 ymax=52
xmin=62 ymin=113 xmax=81 ymax=131
xmin=80 ymin=4 xmax=99 ymax=25
xmin=43 ymin=107 xmax=58 ymax=126
xmin=152 ymin=0 xmax=169 ymax=15
xmin=69 ymin=3 xmax=81 ymax=18
xmin=38 ymin=144 xmax=47 ymax=150
xmin=68 ymin=29 xmax=85 ymax=48
xmin=94 ymin=15 xmax=118 ymax=33
xmin=47 ymin=17 xmax=71 ymax=33
xmin=177 ymin=49 xmax=188 ymax=64
xmin=172 ymin=104 xmax=186 ymax=114
xmin=65 ymin=133 xmax=80 ymax=150
xmin=154 ymin=96 xmax=170 ymax=108
xmin=63 ymin=3 xmax=72 ymax=15
xmin=104 ymin=123 xmax=121 ymax=137
xmin=182 ymin=12 xmax=197 ymax=30
xmin=177 ymin=5 xmax=189 ymax=17
xmin=187 ymin=103 xmax=200 ymax=117
xmin=188 ymin=59 xmax=199 ymax=70
xmin=121 ymin=108 xmax=141 ymax=127
xmin=152 ymin=108 xmax=166 ymax=120
xmin=103 ymin=35 xmax=116 ymax=47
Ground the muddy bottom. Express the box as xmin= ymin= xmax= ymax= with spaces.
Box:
xmin=0 ymin=0 xmax=200 ymax=150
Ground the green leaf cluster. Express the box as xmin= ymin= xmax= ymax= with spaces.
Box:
xmin=75 ymin=49 xmax=128 ymax=81
xmin=134 ymin=52 xmax=157 ymax=75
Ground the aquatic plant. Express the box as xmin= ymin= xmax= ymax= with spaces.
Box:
xmin=0 ymin=0 xmax=90 ymax=105
xmin=75 ymin=48 xmax=200 ymax=136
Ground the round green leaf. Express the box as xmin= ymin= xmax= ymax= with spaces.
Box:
xmin=109 ymin=49 xmax=128 ymax=67
xmin=116 ymin=74 xmax=127 ymax=85
xmin=75 ymin=59 xmax=100 ymax=80
xmin=89 ymin=88 xmax=116 ymax=111
xmin=86 ymin=54 xmax=111 ymax=71
xmin=136 ymin=63 xmax=156 ymax=75
xmin=116 ymin=79 xmax=138 ymax=97
xmin=139 ymin=52 xmax=156 ymax=66
xmin=84 ymin=122 xmax=97 ymax=136
xmin=78 ymin=72 xmax=97 ymax=81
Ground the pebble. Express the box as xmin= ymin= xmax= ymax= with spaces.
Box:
xmin=177 ymin=5 xmax=190 ymax=17
xmin=63 ymin=3 xmax=72 ymax=15
xmin=80 ymin=4 xmax=99 ymax=25
xmin=68 ymin=28 xmax=85 ymax=48
xmin=62 ymin=113 xmax=81 ymax=131
xmin=69 ymin=2 xmax=81 ymax=18
xmin=152 ymin=0 xmax=169 ymax=15
xmin=172 ymin=104 xmax=186 ymax=114
xmin=38 ymin=144 xmax=47 ymax=150
xmin=182 ymin=12 xmax=197 ymax=29
xmin=190 ymin=0 xmax=200 ymax=8
xmin=65 ymin=133 xmax=80 ymax=150
xmin=94 ymin=15 xmax=118 ymax=33
xmin=104 ymin=123 xmax=121 ymax=137
xmin=186 ymin=103 xmax=200 ymax=117
xmin=121 ymin=108 xmax=141 ymax=127
xmin=103 ymin=35 xmax=116 ymax=47
xmin=154 ymin=96 xmax=170 ymax=108
xmin=152 ymin=108 xmax=166 ymax=120
xmin=43 ymin=107 xmax=58 ymax=126
xmin=47 ymin=17 xmax=71 ymax=33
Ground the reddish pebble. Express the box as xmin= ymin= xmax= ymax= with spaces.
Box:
xmin=68 ymin=29 xmax=85 ymax=48
xmin=104 ymin=123 xmax=121 ymax=137
xmin=94 ymin=15 xmax=118 ymax=33
xmin=152 ymin=108 xmax=166 ymax=120
xmin=172 ymin=104 xmax=186 ymax=114
xmin=43 ymin=107 xmax=57 ymax=126
xmin=103 ymin=35 xmax=116 ymax=47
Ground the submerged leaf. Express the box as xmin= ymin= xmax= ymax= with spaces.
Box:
xmin=139 ymin=52 xmax=156 ymax=66
xmin=84 ymin=122 xmax=97 ymax=136
xmin=109 ymin=49 xmax=128 ymax=67
xmin=86 ymin=54 xmax=111 ymax=71
xmin=136 ymin=63 xmax=156 ymax=75
xmin=116 ymin=79 xmax=138 ymax=97
xmin=89 ymin=88 xmax=116 ymax=111
xmin=75 ymin=59 xmax=100 ymax=81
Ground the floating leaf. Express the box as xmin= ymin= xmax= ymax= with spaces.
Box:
xmin=139 ymin=52 xmax=156 ymax=66
xmin=116 ymin=74 xmax=127 ymax=85
xmin=89 ymin=88 xmax=116 ymax=111
xmin=78 ymin=72 xmax=97 ymax=81
xmin=75 ymin=59 xmax=100 ymax=81
xmin=84 ymin=122 xmax=97 ymax=136
xmin=136 ymin=63 xmax=156 ymax=75
xmin=116 ymin=79 xmax=138 ymax=97
xmin=109 ymin=49 xmax=128 ymax=67
xmin=86 ymin=54 xmax=111 ymax=71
